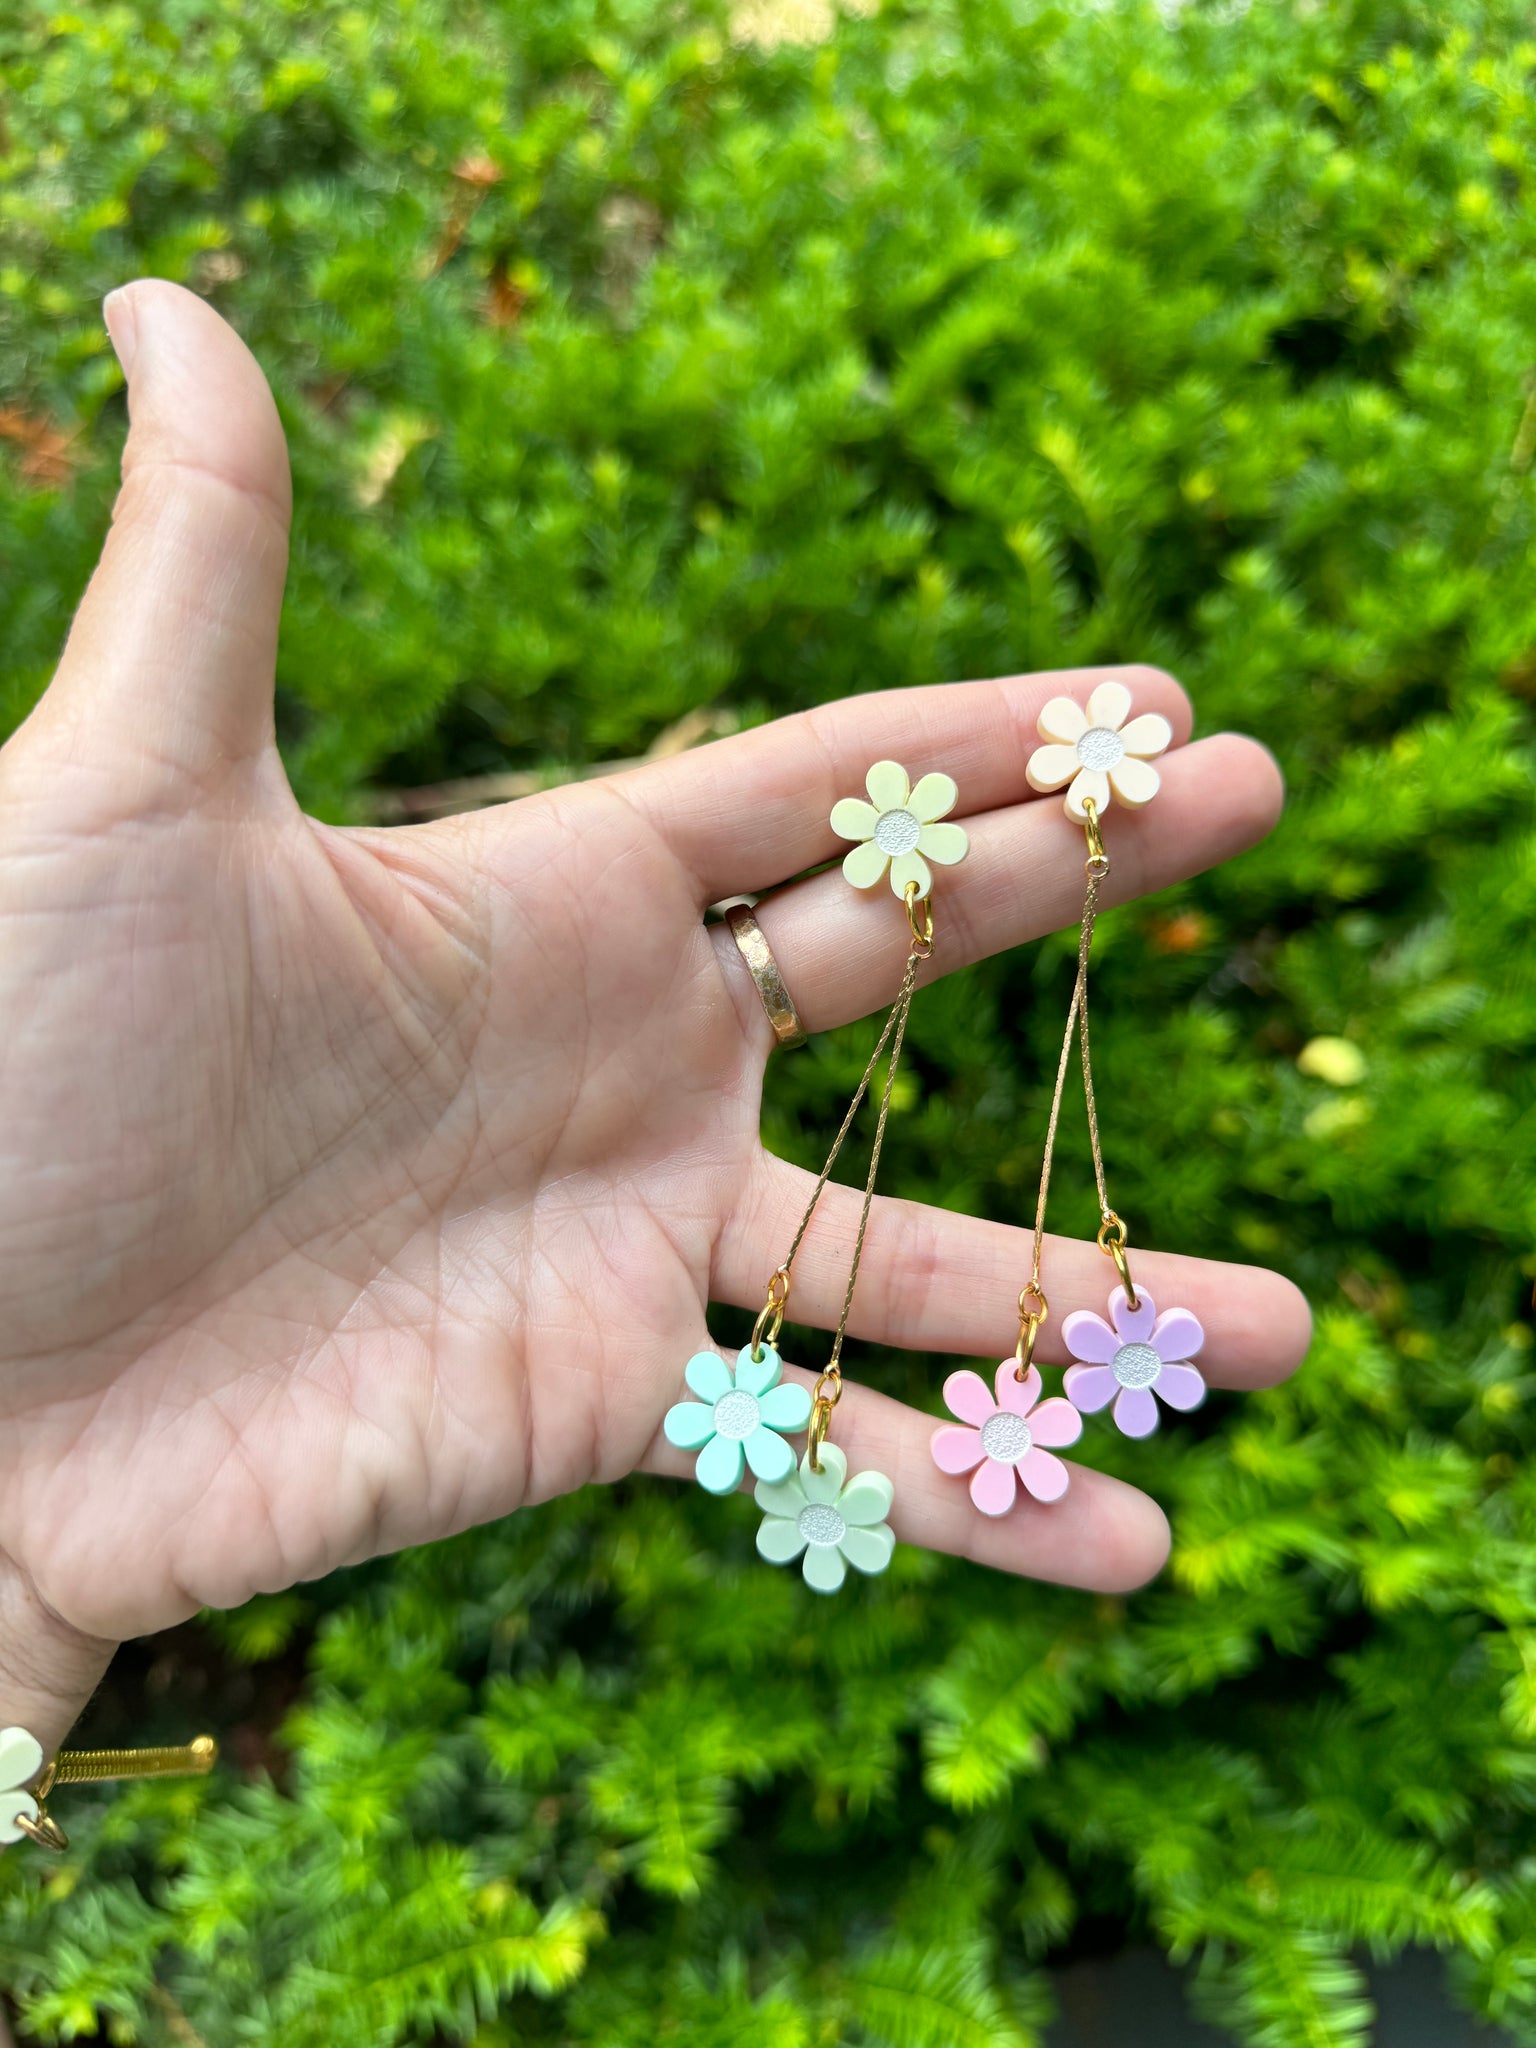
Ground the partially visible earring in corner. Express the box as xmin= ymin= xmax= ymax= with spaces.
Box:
xmin=1 ymin=1724 xmax=218 ymax=1853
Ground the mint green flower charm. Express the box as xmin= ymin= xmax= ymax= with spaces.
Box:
xmin=664 ymin=1344 xmax=812 ymax=1494
xmin=754 ymin=1443 xmax=896 ymax=1594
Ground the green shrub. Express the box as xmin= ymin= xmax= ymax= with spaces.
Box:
xmin=3 ymin=0 xmax=1536 ymax=2042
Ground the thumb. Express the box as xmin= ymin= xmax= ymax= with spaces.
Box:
xmin=32 ymin=279 xmax=292 ymax=794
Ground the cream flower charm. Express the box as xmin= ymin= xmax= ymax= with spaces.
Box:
xmin=1025 ymin=681 xmax=1173 ymax=823
xmin=830 ymin=761 xmax=970 ymax=899
xmin=664 ymin=1345 xmax=812 ymax=1493
xmin=0 ymin=1727 xmax=43 ymax=1847
xmin=753 ymin=1442 xmax=896 ymax=1594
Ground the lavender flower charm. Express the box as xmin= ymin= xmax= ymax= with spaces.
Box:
xmin=1062 ymin=1287 xmax=1206 ymax=1438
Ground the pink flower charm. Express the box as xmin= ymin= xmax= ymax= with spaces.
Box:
xmin=1062 ymin=1287 xmax=1206 ymax=1438
xmin=931 ymin=1360 xmax=1084 ymax=1515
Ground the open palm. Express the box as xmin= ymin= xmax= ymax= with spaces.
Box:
xmin=0 ymin=286 xmax=1308 ymax=1749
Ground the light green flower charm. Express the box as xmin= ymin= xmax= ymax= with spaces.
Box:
xmin=664 ymin=1345 xmax=812 ymax=1494
xmin=829 ymin=760 xmax=970 ymax=900
xmin=754 ymin=1443 xmax=896 ymax=1594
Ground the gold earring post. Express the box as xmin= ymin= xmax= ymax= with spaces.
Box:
xmin=16 ymin=1736 xmax=218 ymax=1853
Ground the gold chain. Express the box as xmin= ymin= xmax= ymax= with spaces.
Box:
xmin=754 ymin=884 xmax=934 ymax=1467
xmin=1018 ymin=801 xmax=1137 ymax=1372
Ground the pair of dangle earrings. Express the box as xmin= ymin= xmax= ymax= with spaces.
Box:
xmin=665 ymin=682 xmax=1210 ymax=1592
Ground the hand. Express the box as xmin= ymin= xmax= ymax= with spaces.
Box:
xmin=0 ymin=284 xmax=1308 ymax=1753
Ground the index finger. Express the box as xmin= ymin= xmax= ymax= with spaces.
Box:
xmin=617 ymin=663 xmax=1193 ymax=899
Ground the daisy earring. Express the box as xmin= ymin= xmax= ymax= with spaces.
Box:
xmin=1023 ymin=680 xmax=1205 ymax=1445
xmin=665 ymin=762 xmax=968 ymax=1592
xmin=930 ymin=680 xmax=1199 ymax=1516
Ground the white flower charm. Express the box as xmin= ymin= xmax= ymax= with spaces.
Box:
xmin=830 ymin=761 xmax=970 ymax=899
xmin=0 ymin=1726 xmax=43 ymax=1846
xmin=664 ymin=1344 xmax=812 ymax=1494
xmin=753 ymin=1443 xmax=896 ymax=1594
xmin=1025 ymin=681 xmax=1172 ymax=823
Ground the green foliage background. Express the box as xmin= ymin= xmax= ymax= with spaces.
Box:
xmin=3 ymin=0 xmax=1536 ymax=2041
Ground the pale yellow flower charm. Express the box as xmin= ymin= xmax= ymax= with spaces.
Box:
xmin=829 ymin=761 xmax=970 ymax=898
xmin=1025 ymin=681 xmax=1173 ymax=823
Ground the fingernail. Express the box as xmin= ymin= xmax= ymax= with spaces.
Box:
xmin=102 ymin=288 xmax=137 ymax=379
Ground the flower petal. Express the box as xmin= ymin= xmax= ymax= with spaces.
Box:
xmin=942 ymin=1369 xmax=997 ymax=1427
xmin=754 ymin=1471 xmax=809 ymax=1517
xmin=801 ymin=1445 xmax=847 ymax=1504
xmin=1118 ymin=712 xmax=1173 ymax=759
xmin=840 ymin=1522 xmax=896 ymax=1575
xmin=1025 ymin=742 xmax=1080 ymax=792
xmin=744 ymin=1425 xmax=797 ymax=1483
xmin=1061 ymin=1310 xmax=1117 ymax=1365
xmin=1156 ymin=1363 xmax=1208 ymax=1412
xmin=907 ymin=771 xmax=959 ymax=824
xmin=1113 ymin=1385 xmax=1161 ymax=1438
xmin=756 ymin=1514 xmax=809 ymax=1564
xmin=1028 ymin=1396 xmax=1085 ymax=1450
xmin=917 ymin=821 xmax=969 ymax=866
xmin=0 ymin=1789 xmax=38 ymax=1847
xmin=734 ymin=1343 xmax=782 ymax=1396
xmin=1109 ymin=1287 xmax=1157 ymax=1344
xmin=0 ymin=1728 xmax=43 ymax=1791
xmin=1108 ymin=756 xmax=1161 ymax=807
xmin=970 ymin=1457 xmax=1018 ymax=1516
xmin=931 ymin=1425 xmax=987 ymax=1475
xmin=1150 ymin=1307 xmax=1205 ymax=1363
xmin=802 ymin=1543 xmax=848 ymax=1594
xmin=663 ymin=1401 xmax=718 ymax=1451
xmin=1087 ymin=679 xmax=1133 ymax=731
xmin=830 ymin=797 xmax=880 ymax=841
xmin=1037 ymin=695 xmax=1088 ymax=745
xmin=842 ymin=838 xmax=890 ymax=889
xmin=839 ymin=1468 xmax=895 ymax=1524
xmin=889 ymin=848 xmax=932 ymax=900
xmin=684 ymin=1351 xmax=733 ymax=1403
xmin=994 ymin=1360 xmax=1041 ymax=1416
xmin=695 ymin=1432 xmax=745 ymax=1494
xmin=1064 ymin=767 xmax=1111 ymax=822
xmin=1063 ymin=1363 xmax=1118 ymax=1413
xmin=757 ymin=1381 xmax=812 ymax=1432
xmin=865 ymin=760 xmax=910 ymax=810
xmin=1018 ymin=1447 xmax=1070 ymax=1502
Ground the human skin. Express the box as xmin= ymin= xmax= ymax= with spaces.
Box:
xmin=0 ymin=283 xmax=1309 ymax=1759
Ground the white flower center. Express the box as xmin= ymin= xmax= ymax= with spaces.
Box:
xmin=873 ymin=807 xmax=922 ymax=856
xmin=713 ymin=1389 xmax=761 ymax=1440
xmin=1112 ymin=1342 xmax=1161 ymax=1389
xmin=1076 ymin=726 xmax=1125 ymax=771
xmin=798 ymin=1501 xmax=847 ymax=1548
xmin=980 ymin=1410 xmax=1033 ymax=1463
